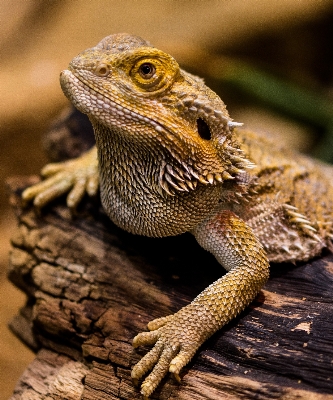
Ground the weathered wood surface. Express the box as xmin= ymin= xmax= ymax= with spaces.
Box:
xmin=7 ymin=177 xmax=333 ymax=400
xmin=7 ymin=108 xmax=333 ymax=399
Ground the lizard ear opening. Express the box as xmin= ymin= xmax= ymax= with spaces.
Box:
xmin=197 ymin=118 xmax=211 ymax=140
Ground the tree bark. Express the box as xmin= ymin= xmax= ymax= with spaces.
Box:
xmin=6 ymin=108 xmax=333 ymax=399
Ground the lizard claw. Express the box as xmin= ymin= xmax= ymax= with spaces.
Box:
xmin=132 ymin=307 xmax=208 ymax=398
xmin=132 ymin=340 xmax=180 ymax=398
xmin=22 ymin=147 xmax=98 ymax=210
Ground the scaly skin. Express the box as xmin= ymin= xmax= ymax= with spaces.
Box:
xmin=22 ymin=33 xmax=333 ymax=398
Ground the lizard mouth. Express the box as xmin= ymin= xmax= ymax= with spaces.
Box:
xmin=60 ymin=69 xmax=172 ymax=135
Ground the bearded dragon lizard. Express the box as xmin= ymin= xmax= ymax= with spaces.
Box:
xmin=22 ymin=33 xmax=333 ymax=399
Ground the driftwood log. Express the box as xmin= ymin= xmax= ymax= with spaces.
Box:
xmin=7 ymin=108 xmax=333 ymax=399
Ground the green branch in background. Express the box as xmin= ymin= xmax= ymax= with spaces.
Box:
xmin=207 ymin=58 xmax=333 ymax=163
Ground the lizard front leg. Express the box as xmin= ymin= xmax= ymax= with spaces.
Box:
xmin=22 ymin=146 xmax=98 ymax=209
xmin=131 ymin=209 xmax=269 ymax=399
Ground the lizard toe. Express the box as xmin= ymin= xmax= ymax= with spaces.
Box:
xmin=86 ymin=173 xmax=99 ymax=196
xmin=140 ymin=344 xmax=179 ymax=398
xmin=147 ymin=314 xmax=173 ymax=331
xmin=169 ymin=344 xmax=199 ymax=379
xmin=33 ymin=177 xmax=73 ymax=208
xmin=22 ymin=173 xmax=62 ymax=202
xmin=131 ymin=339 xmax=163 ymax=382
xmin=133 ymin=329 xmax=159 ymax=348
xmin=67 ymin=177 xmax=88 ymax=209
xmin=41 ymin=162 xmax=68 ymax=177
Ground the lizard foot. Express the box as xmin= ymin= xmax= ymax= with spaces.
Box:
xmin=22 ymin=147 xmax=98 ymax=210
xmin=132 ymin=305 xmax=214 ymax=398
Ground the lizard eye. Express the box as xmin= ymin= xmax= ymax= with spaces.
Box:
xmin=130 ymin=53 xmax=179 ymax=93
xmin=139 ymin=63 xmax=156 ymax=79
xmin=94 ymin=63 xmax=110 ymax=77
xmin=197 ymin=118 xmax=211 ymax=140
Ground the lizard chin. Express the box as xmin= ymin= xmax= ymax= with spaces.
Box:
xmin=60 ymin=70 xmax=90 ymax=114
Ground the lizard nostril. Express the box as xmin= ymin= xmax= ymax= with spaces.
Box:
xmin=94 ymin=63 xmax=110 ymax=77
xmin=197 ymin=118 xmax=211 ymax=140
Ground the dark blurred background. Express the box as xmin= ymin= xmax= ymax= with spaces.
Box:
xmin=1 ymin=1 xmax=333 ymax=398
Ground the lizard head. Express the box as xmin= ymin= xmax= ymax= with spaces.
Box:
xmin=60 ymin=33 xmax=254 ymax=196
